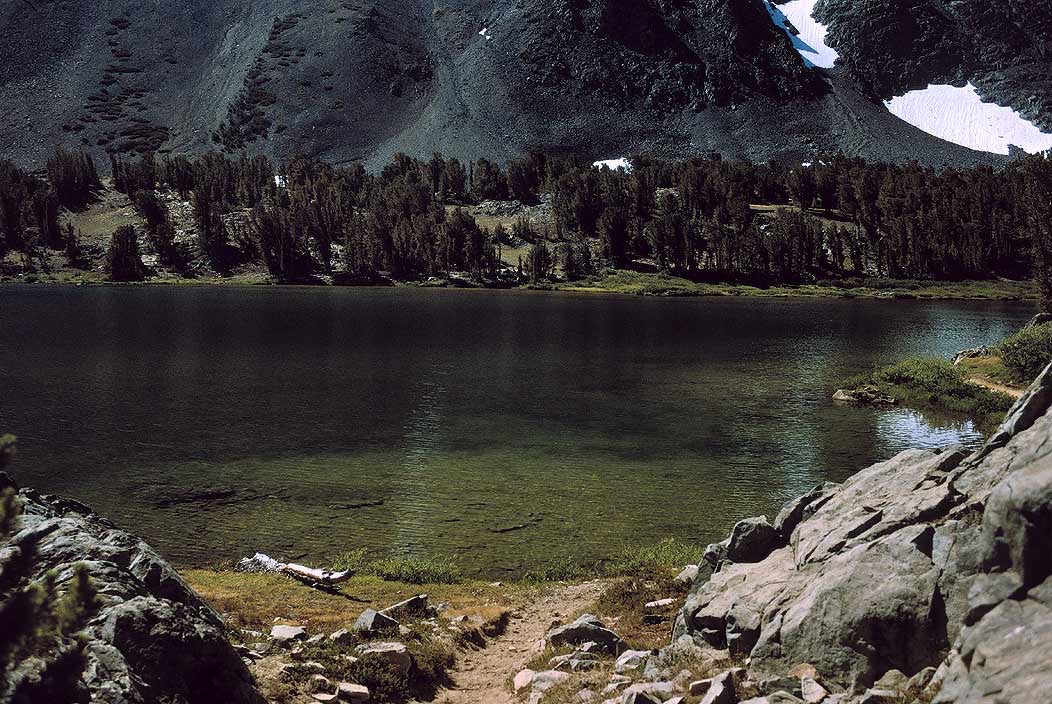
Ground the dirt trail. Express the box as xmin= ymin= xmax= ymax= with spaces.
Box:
xmin=432 ymin=580 xmax=607 ymax=704
xmin=966 ymin=376 xmax=1024 ymax=400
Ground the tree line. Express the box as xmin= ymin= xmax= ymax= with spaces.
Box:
xmin=2 ymin=147 xmax=1051 ymax=309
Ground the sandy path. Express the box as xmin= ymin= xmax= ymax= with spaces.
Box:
xmin=432 ymin=580 xmax=607 ymax=704
xmin=966 ymin=376 xmax=1024 ymax=400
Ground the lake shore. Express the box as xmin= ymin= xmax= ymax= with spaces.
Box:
xmin=8 ymin=363 xmax=1051 ymax=703
xmin=0 ymin=267 xmax=1040 ymax=302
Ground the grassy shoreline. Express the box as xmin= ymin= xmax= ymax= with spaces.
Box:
xmin=554 ymin=271 xmax=1039 ymax=301
xmin=837 ymin=320 xmax=1052 ymax=427
xmin=0 ymin=268 xmax=1040 ymax=302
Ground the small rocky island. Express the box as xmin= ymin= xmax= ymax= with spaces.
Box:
xmin=2 ymin=363 xmax=1051 ymax=703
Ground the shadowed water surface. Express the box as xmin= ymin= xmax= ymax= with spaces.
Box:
xmin=0 ymin=285 xmax=1034 ymax=575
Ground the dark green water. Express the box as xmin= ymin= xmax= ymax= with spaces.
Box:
xmin=0 ymin=285 xmax=1035 ymax=576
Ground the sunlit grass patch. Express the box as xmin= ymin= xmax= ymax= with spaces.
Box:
xmin=183 ymin=569 xmax=517 ymax=633
xmin=329 ymin=549 xmax=462 ymax=584
xmin=601 ymin=537 xmax=699 ymax=579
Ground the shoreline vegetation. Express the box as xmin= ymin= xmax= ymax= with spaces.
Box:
xmin=2 ymin=149 xmax=1051 ymax=309
xmin=835 ymin=319 xmax=1052 ymax=426
xmin=0 ymin=269 xmax=1040 ymax=303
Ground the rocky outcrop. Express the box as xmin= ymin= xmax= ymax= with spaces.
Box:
xmin=0 ymin=476 xmax=264 ymax=704
xmin=547 ymin=613 xmax=628 ymax=655
xmin=673 ymin=362 xmax=1052 ymax=702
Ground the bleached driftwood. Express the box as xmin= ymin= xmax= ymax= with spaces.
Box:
xmin=240 ymin=553 xmax=353 ymax=585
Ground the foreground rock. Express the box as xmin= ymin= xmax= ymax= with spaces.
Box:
xmin=547 ymin=613 xmax=627 ymax=654
xmin=353 ymin=608 xmax=399 ymax=634
xmin=0 ymin=474 xmax=264 ymax=703
xmin=673 ymin=362 xmax=1052 ymax=701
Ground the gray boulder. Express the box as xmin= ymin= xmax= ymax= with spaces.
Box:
xmin=270 ymin=624 xmax=307 ymax=643
xmin=353 ymin=608 xmax=399 ymax=634
xmin=355 ymin=641 xmax=412 ymax=673
xmin=379 ymin=593 xmax=428 ymax=619
xmin=727 ymin=516 xmax=781 ymax=564
xmin=673 ymin=361 xmax=1052 ymax=698
xmin=699 ymin=669 xmax=744 ymax=704
xmin=703 ymin=538 xmax=730 ymax=569
xmin=614 ymin=649 xmax=653 ymax=674
xmin=622 ymin=692 xmax=664 ymax=704
xmin=980 ymin=450 xmax=1052 ymax=589
xmin=675 ymin=564 xmax=701 ymax=585
xmin=773 ymin=483 xmax=839 ymax=539
xmin=1024 ymin=312 xmax=1052 ymax=328
xmin=547 ymin=614 xmax=627 ymax=654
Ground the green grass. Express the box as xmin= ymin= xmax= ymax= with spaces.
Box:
xmin=330 ymin=549 xmax=463 ymax=585
xmin=956 ymin=355 xmax=1019 ymax=388
xmin=995 ymin=322 xmax=1052 ymax=384
xmin=517 ymin=538 xmax=700 ymax=583
xmin=844 ymin=357 xmax=1013 ymax=424
xmin=521 ymin=555 xmax=590 ymax=583
xmin=555 ymin=270 xmax=1038 ymax=301
xmin=601 ymin=537 xmax=699 ymax=578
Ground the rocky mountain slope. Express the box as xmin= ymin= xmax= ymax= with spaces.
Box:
xmin=2 ymin=0 xmax=1049 ymax=169
xmin=815 ymin=0 xmax=1052 ymax=131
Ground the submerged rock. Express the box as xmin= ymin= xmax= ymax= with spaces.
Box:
xmin=832 ymin=386 xmax=896 ymax=407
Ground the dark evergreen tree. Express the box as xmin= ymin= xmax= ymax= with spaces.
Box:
xmin=46 ymin=148 xmax=100 ymax=211
xmin=107 ymin=225 xmax=144 ymax=281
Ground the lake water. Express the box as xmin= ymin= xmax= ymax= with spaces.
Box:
xmin=0 ymin=285 xmax=1035 ymax=576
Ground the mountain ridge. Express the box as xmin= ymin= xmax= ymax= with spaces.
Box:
xmin=1 ymin=0 xmax=1049 ymax=169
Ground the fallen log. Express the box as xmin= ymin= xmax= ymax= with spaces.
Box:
xmin=240 ymin=553 xmax=353 ymax=585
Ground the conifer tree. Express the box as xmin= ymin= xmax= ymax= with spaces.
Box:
xmin=107 ymin=225 xmax=145 ymax=282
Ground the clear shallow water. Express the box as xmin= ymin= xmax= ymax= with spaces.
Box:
xmin=0 ymin=285 xmax=1034 ymax=576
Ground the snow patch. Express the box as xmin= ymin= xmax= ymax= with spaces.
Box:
xmin=593 ymin=158 xmax=632 ymax=172
xmin=884 ymin=83 xmax=1052 ymax=155
xmin=479 ymin=27 xmax=493 ymax=41
xmin=764 ymin=0 xmax=838 ymax=69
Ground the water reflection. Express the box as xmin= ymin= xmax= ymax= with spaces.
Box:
xmin=395 ymin=369 xmax=450 ymax=552
xmin=874 ymin=409 xmax=985 ymax=454
xmin=0 ymin=286 xmax=1037 ymax=574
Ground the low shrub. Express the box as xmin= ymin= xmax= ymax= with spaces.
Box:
xmin=330 ymin=548 xmax=368 ymax=573
xmin=345 ymin=656 xmax=410 ymax=702
xmin=595 ymin=574 xmax=688 ymax=649
xmin=996 ymin=323 xmax=1052 ymax=384
xmin=329 ymin=551 xmax=463 ymax=585
xmin=849 ymin=357 xmax=1012 ymax=421
xmin=367 ymin=556 xmax=461 ymax=585
xmin=602 ymin=538 xmax=699 ymax=578
xmin=408 ymin=638 xmax=455 ymax=697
